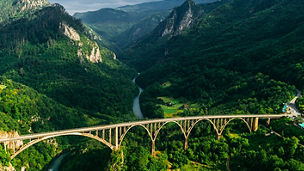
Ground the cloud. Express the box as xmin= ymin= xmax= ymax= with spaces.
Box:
xmin=48 ymin=0 xmax=162 ymax=14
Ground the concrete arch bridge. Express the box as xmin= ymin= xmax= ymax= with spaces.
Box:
xmin=0 ymin=114 xmax=288 ymax=159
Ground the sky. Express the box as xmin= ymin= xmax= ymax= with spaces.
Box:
xmin=48 ymin=0 xmax=162 ymax=15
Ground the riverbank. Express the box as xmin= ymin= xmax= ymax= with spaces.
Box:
xmin=132 ymin=74 xmax=144 ymax=119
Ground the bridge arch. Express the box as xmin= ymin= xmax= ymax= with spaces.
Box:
xmin=11 ymin=132 xmax=114 ymax=160
xmin=118 ymin=124 xmax=154 ymax=147
xmin=222 ymin=118 xmax=252 ymax=134
xmin=118 ymin=121 xmax=186 ymax=147
xmin=185 ymin=118 xmax=252 ymax=139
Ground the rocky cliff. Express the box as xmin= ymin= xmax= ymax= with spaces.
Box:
xmin=60 ymin=22 xmax=103 ymax=63
xmin=154 ymin=0 xmax=202 ymax=38
xmin=0 ymin=131 xmax=23 ymax=152
xmin=17 ymin=0 xmax=50 ymax=12
xmin=0 ymin=0 xmax=50 ymax=24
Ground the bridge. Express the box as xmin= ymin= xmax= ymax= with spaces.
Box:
xmin=0 ymin=114 xmax=288 ymax=159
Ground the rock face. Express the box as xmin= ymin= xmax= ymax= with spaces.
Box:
xmin=60 ymin=22 xmax=81 ymax=41
xmin=60 ymin=22 xmax=102 ymax=63
xmin=154 ymin=0 xmax=202 ymax=38
xmin=0 ymin=0 xmax=49 ymax=24
xmin=0 ymin=131 xmax=23 ymax=151
xmin=77 ymin=42 xmax=102 ymax=64
xmin=18 ymin=0 xmax=50 ymax=12
xmin=113 ymin=53 xmax=117 ymax=60
xmin=87 ymin=43 xmax=102 ymax=63
xmin=0 ymin=163 xmax=16 ymax=171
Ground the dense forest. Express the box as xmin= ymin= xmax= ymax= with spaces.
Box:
xmin=122 ymin=0 xmax=304 ymax=118
xmin=0 ymin=0 xmax=304 ymax=170
xmin=60 ymin=0 xmax=304 ymax=170
xmin=60 ymin=118 xmax=304 ymax=170
xmin=0 ymin=1 xmax=137 ymax=170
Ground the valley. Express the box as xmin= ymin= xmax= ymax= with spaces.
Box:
xmin=0 ymin=0 xmax=304 ymax=170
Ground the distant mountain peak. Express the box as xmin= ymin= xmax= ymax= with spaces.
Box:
xmin=16 ymin=0 xmax=50 ymax=12
xmin=154 ymin=0 xmax=202 ymax=37
xmin=0 ymin=0 xmax=50 ymax=24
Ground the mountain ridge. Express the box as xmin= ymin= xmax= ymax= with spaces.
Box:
xmin=73 ymin=0 xmax=217 ymax=51
xmin=0 ymin=1 xmax=136 ymax=170
xmin=153 ymin=0 xmax=202 ymax=37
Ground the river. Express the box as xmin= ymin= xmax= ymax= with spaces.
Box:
xmin=132 ymin=74 xmax=144 ymax=119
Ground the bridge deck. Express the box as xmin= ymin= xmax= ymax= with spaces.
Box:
xmin=0 ymin=114 xmax=287 ymax=142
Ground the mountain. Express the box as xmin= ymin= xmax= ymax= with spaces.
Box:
xmin=73 ymin=0 xmax=217 ymax=51
xmin=122 ymin=0 xmax=303 ymax=118
xmin=0 ymin=1 xmax=137 ymax=170
xmin=116 ymin=0 xmax=215 ymax=13
xmin=63 ymin=0 xmax=304 ymax=169
xmin=0 ymin=0 xmax=49 ymax=25
xmin=123 ymin=0 xmax=223 ymax=68
xmin=152 ymin=0 xmax=203 ymax=38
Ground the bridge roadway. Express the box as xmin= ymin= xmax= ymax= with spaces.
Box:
xmin=0 ymin=114 xmax=290 ymax=158
xmin=0 ymin=114 xmax=287 ymax=143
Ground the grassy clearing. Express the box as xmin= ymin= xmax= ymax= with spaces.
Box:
xmin=158 ymin=97 xmax=185 ymax=118
xmin=157 ymin=97 xmax=200 ymax=118
xmin=160 ymin=81 xmax=172 ymax=88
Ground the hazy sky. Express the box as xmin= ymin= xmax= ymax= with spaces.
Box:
xmin=48 ymin=0 xmax=162 ymax=14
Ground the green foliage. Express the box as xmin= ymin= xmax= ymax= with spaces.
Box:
xmin=13 ymin=142 xmax=57 ymax=171
xmin=0 ymin=145 xmax=10 ymax=167
xmin=60 ymin=141 xmax=112 ymax=171
xmin=296 ymin=96 xmax=304 ymax=114
xmin=0 ymin=2 xmax=137 ymax=170
xmin=0 ymin=0 xmax=49 ymax=25
xmin=123 ymin=0 xmax=302 ymax=118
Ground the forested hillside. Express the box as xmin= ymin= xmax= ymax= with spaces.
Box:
xmin=74 ymin=0 xmax=217 ymax=51
xmin=123 ymin=0 xmax=303 ymax=118
xmin=60 ymin=0 xmax=304 ymax=170
xmin=0 ymin=1 xmax=137 ymax=170
xmin=1 ymin=0 xmax=304 ymax=170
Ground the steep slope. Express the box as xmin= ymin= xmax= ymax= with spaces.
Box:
xmin=74 ymin=0 xmax=217 ymax=50
xmin=122 ymin=0 xmax=302 ymax=118
xmin=0 ymin=0 xmax=49 ymax=25
xmin=152 ymin=0 xmax=203 ymax=38
xmin=0 ymin=3 xmax=136 ymax=118
xmin=0 ymin=79 xmax=90 ymax=170
xmin=0 ymin=1 xmax=137 ymax=170
xmin=123 ymin=0 xmax=217 ymax=68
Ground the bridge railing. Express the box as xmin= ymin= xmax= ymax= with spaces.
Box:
xmin=0 ymin=114 xmax=289 ymax=158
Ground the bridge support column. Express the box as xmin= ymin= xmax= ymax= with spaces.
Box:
xmin=217 ymin=134 xmax=222 ymax=140
xmin=184 ymin=137 xmax=188 ymax=151
xmin=253 ymin=117 xmax=259 ymax=132
xmin=115 ymin=127 xmax=118 ymax=148
xmin=151 ymin=140 xmax=156 ymax=156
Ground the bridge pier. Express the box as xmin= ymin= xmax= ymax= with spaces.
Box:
xmin=184 ymin=137 xmax=188 ymax=150
xmin=217 ymin=134 xmax=222 ymax=140
xmin=253 ymin=117 xmax=259 ymax=132
xmin=151 ymin=140 xmax=156 ymax=156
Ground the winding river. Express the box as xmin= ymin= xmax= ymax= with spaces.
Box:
xmin=132 ymin=74 xmax=144 ymax=119
xmin=48 ymin=75 xmax=144 ymax=170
